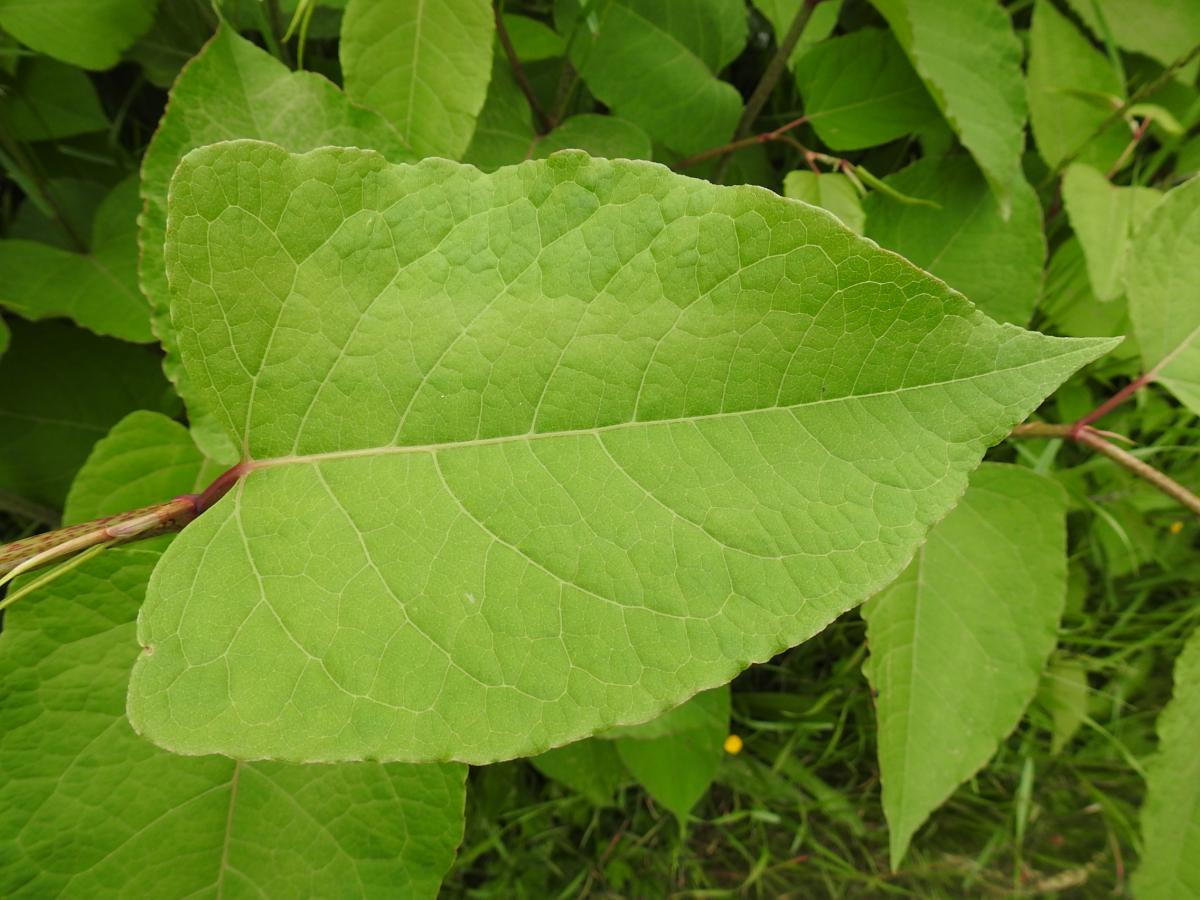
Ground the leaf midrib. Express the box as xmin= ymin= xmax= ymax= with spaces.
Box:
xmin=242 ymin=349 xmax=1095 ymax=469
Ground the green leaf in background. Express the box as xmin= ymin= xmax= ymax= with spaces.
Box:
xmin=870 ymin=0 xmax=1027 ymax=214
xmin=0 ymin=57 xmax=107 ymax=140
xmin=463 ymin=53 xmax=536 ymax=171
xmin=124 ymin=0 xmax=214 ymax=87
xmin=0 ymin=176 xmax=152 ymax=342
xmin=1132 ymin=624 xmax=1200 ymax=898
xmin=5 ymin=178 xmax=106 ymax=251
xmin=1065 ymin=0 xmax=1200 ymax=70
xmin=531 ymin=740 xmax=626 ymax=807
xmin=502 ymin=13 xmax=565 ymax=62
xmin=561 ymin=0 xmax=745 ymax=155
xmin=0 ymin=318 xmax=8 ymax=359
xmin=749 ymin=0 xmax=842 ymax=65
xmin=793 ymin=28 xmax=939 ymax=152
xmin=783 ymin=169 xmax=864 ymax=233
xmin=1061 ymin=163 xmax=1161 ymax=303
xmin=340 ymin=0 xmax=494 ymax=160
xmin=0 ymin=412 xmax=468 ymax=899
xmin=1036 ymin=655 xmax=1089 ymax=755
xmin=138 ymin=24 xmax=413 ymax=460
xmin=1039 ymin=237 xmax=1137 ymax=360
xmin=1127 ymin=175 xmax=1200 ymax=414
xmin=864 ymin=155 xmax=1045 ymax=325
xmin=0 ymin=319 xmax=177 ymax=509
xmin=0 ymin=0 xmax=156 ymax=69
xmin=863 ymin=463 xmax=1069 ymax=869
xmin=125 ymin=142 xmax=1115 ymax=766
xmin=531 ymin=114 xmax=652 ymax=160
xmin=611 ymin=688 xmax=730 ymax=822
xmin=1027 ymin=0 xmax=1128 ymax=174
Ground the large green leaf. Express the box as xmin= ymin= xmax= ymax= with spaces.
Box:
xmin=0 ymin=0 xmax=155 ymax=69
xmin=1132 ymin=625 xmax=1200 ymax=898
xmin=864 ymin=156 xmax=1045 ymax=325
xmin=561 ymin=0 xmax=745 ymax=155
xmin=127 ymin=142 xmax=1115 ymax=765
xmin=863 ymin=463 xmax=1068 ymax=869
xmin=1127 ymin=176 xmax=1200 ymax=414
xmin=1065 ymin=0 xmax=1200 ymax=69
xmin=794 ymin=28 xmax=940 ymax=152
xmin=1027 ymin=0 xmax=1128 ymax=173
xmin=0 ymin=412 xmax=468 ymax=899
xmin=870 ymin=0 xmax=1027 ymax=213
xmin=0 ymin=319 xmax=177 ymax=508
xmin=1062 ymin=164 xmax=1161 ymax=303
xmin=0 ymin=57 xmax=107 ymax=140
xmin=0 ymin=176 xmax=152 ymax=342
xmin=340 ymin=0 xmax=494 ymax=160
xmin=138 ymin=25 xmax=413 ymax=460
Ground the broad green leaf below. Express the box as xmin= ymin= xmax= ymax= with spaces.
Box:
xmin=0 ymin=175 xmax=153 ymax=342
xmin=0 ymin=412 xmax=467 ymax=899
xmin=1126 ymin=176 xmax=1200 ymax=415
xmin=340 ymin=0 xmax=495 ymax=160
xmin=129 ymin=142 xmax=1116 ymax=765
xmin=869 ymin=0 xmax=1027 ymax=215
xmin=612 ymin=687 xmax=730 ymax=821
xmin=138 ymin=24 xmax=413 ymax=462
xmin=1132 ymin=624 xmax=1200 ymax=897
xmin=863 ymin=463 xmax=1069 ymax=869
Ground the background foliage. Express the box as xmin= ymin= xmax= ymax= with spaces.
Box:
xmin=0 ymin=0 xmax=1198 ymax=896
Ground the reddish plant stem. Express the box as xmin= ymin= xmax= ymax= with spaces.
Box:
xmin=0 ymin=497 xmax=198 ymax=579
xmin=1069 ymin=370 xmax=1157 ymax=439
xmin=0 ymin=461 xmax=248 ymax=579
xmin=1010 ymin=422 xmax=1200 ymax=516
xmin=674 ymin=116 xmax=809 ymax=169
xmin=1106 ymin=114 xmax=1153 ymax=179
xmin=495 ymin=6 xmax=551 ymax=134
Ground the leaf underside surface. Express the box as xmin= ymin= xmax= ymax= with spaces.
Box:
xmin=128 ymin=142 xmax=1115 ymax=765
xmin=0 ymin=412 xmax=466 ymax=899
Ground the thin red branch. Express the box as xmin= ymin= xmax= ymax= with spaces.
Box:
xmin=1069 ymin=370 xmax=1157 ymax=439
xmin=673 ymin=116 xmax=809 ymax=169
xmin=1010 ymin=423 xmax=1200 ymax=516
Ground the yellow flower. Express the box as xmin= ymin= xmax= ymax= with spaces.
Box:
xmin=1170 ymin=521 xmax=1185 ymax=535
xmin=723 ymin=734 xmax=744 ymax=755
